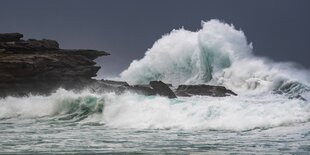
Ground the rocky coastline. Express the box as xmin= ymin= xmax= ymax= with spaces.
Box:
xmin=0 ymin=33 xmax=237 ymax=98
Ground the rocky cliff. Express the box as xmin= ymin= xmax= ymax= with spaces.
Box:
xmin=0 ymin=33 xmax=109 ymax=97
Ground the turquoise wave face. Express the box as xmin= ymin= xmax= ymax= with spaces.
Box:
xmin=52 ymin=96 xmax=104 ymax=121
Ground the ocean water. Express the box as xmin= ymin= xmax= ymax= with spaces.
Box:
xmin=1 ymin=19 xmax=310 ymax=154
xmin=0 ymin=90 xmax=309 ymax=154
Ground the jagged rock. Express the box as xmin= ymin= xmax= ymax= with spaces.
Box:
xmin=0 ymin=33 xmax=23 ymax=42
xmin=175 ymin=85 xmax=237 ymax=97
xmin=150 ymin=81 xmax=177 ymax=98
xmin=126 ymin=81 xmax=176 ymax=98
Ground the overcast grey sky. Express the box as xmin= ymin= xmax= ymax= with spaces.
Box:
xmin=1 ymin=0 xmax=309 ymax=78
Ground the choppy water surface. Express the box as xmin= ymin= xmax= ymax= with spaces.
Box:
xmin=0 ymin=117 xmax=309 ymax=154
xmin=0 ymin=90 xmax=309 ymax=154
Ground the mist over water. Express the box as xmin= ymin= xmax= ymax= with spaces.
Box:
xmin=1 ymin=20 xmax=309 ymax=154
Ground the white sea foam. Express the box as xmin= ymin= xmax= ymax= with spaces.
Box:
xmin=102 ymin=93 xmax=310 ymax=130
xmin=120 ymin=19 xmax=310 ymax=94
xmin=0 ymin=89 xmax=309 ymax=131
xmin=0 ymin=89 xmax=100 ymax=118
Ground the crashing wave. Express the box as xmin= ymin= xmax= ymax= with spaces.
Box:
xmin=120 ymin=19 xmax=310 ymax=97
xmin=52 ymin=96 xmax=104 ymax=121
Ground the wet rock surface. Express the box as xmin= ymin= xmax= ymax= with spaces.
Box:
xmin=149 ymin=81 xmax=177 ymax=98
xmin=175 ymin=85 xmax=237 ymax=97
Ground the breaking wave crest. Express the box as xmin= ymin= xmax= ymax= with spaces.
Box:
xmin=0 ymin=89 xmax=104 ymax=121
xmin=120 ymin=19 xmax=310 ymax=95
xmin=0 ymin=89 xmax=309 ymax=131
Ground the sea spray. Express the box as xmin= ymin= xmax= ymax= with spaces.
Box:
xmin=120 ymin=20 xmax=310 ymax=95
xmin=120 ymin=19 xmax=252 ymax=85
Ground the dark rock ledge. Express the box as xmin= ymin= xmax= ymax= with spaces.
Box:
xmin=175 ymin=85 xmax=237 ymax=97
xmin=0 ymin=33 xmax=237 ymax=98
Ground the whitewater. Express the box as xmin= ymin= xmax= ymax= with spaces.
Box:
xmin=1 ymin=20 xmax=309 ymax=154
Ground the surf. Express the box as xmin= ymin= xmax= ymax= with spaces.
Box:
xmin=0 ymin=89 xmax=309 ymax=131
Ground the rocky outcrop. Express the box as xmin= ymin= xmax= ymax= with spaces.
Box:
xmin=149 ymin=81 xmax=177 ymax=98
xmin=0 ymin=33 xmax=109 ymax=97
xmin=175 ymin=85 xmax=237 ymax=97
xmin=88 ymin=80 xmax=237 ymax=98
xmin=0 ymin=33 xmax=23 ymax=42
xmin=89 ymin=80 xmax=177 ymax=98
